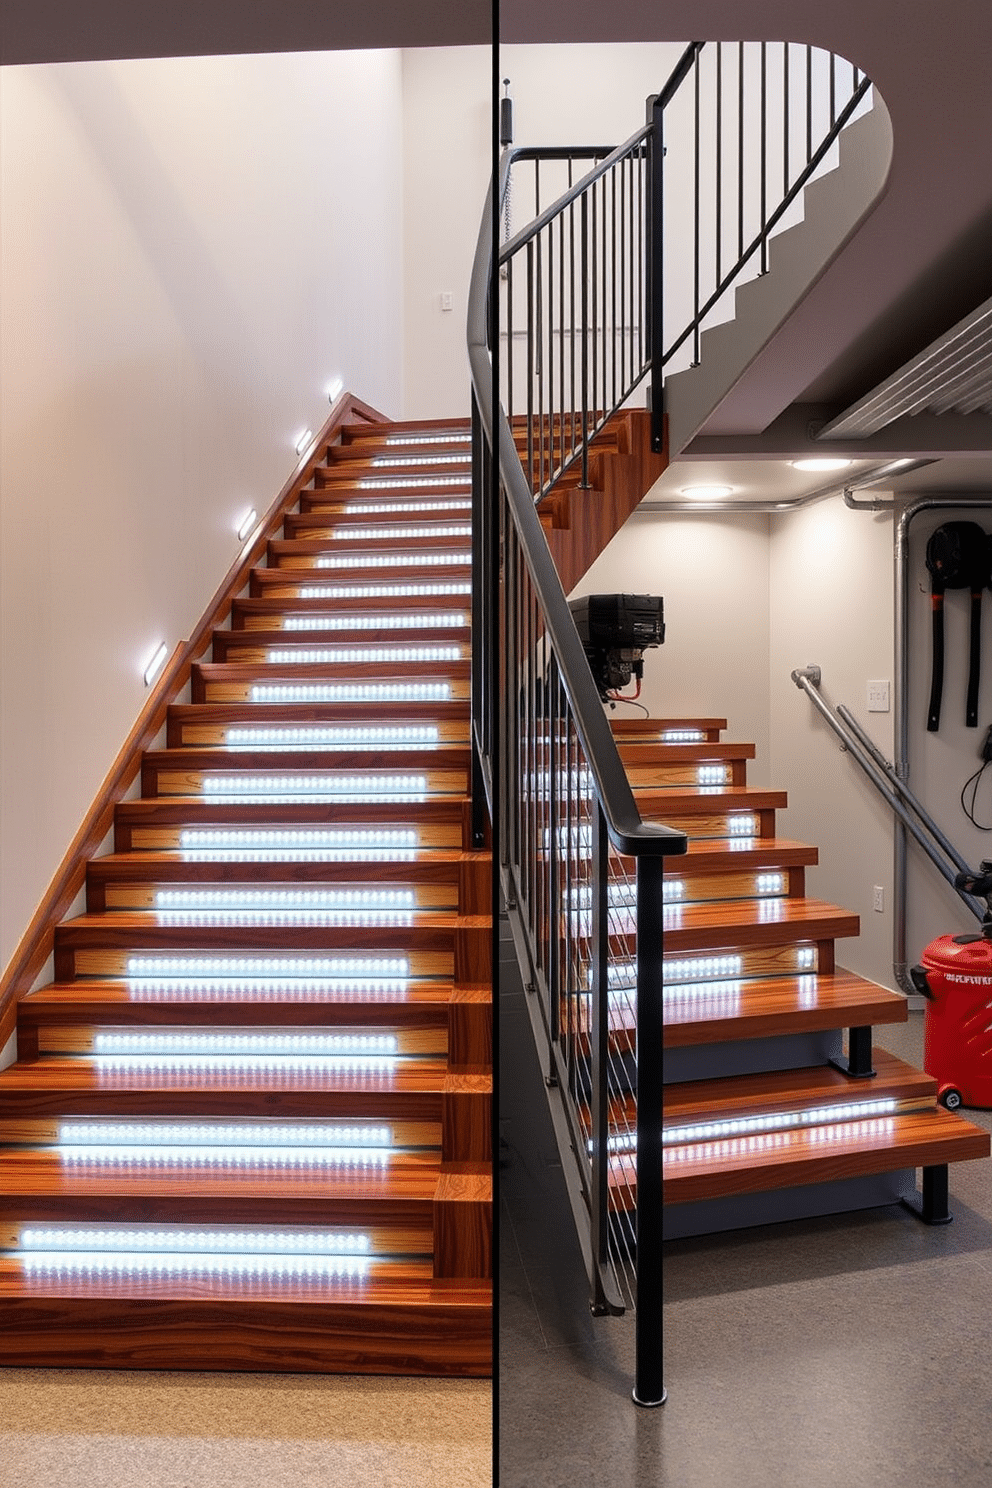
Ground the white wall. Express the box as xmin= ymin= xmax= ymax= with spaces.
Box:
xmin=767 ymin=495 xmax=896 ymax=986
xmin=573 ymin=510 xmax=772 ymax=781
xmin=0 ymin=50 xmax=405 ymax=972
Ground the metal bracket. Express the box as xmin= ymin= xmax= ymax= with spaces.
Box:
xmin=901 ymin=1164 xmax=953 ymax=1225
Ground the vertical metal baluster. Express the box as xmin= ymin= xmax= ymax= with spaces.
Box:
xmin=570 ymin=194 xmax=579 ymax=462
xmin=559 ymin=197 xmax=566 ymax=481
xmin=610 ymin=165 xmax=618 ymax=415
xmin=628 ymin=150 xmax=636 ymax=387
xmin=470 ymin=396 xmax=486 ymax=848
xmin=526 ymin=241 xmax=535 ymax=495
xmin=547 ymin=218 xmax=555 ymax=489
xmin=693 ymin=49 xmax=701 ymax=363
xmin=619 ymin=158 xmax=627 ymax=398
xmin=536 ymin=228 xmax=545 ymax=498
xmin=767 ymin=43 xmax=773 ymax=275
xmin=737 ymin=42 xmax=745 ymax=265
xmin=590 ymin=805 xmax=611 ymax=1316
xmin=506 ymin=256 xmax=514 ymax=431
xmin=783 ymin=42 xmax=790 ymax=197
xmin=580 ymin=190 xmax=590 ymax=490
xmin=590 ymin=178 xmax=598 ymax=449
xmin=548 ymin=661 xmax=560 ymax=1048
xmin=806 ymin=44 xmax=813 ymax=164
xmin=632 ymin=853 xmax=666 ymax=1409
xmin=715 ymin=44 xmax=723 ymax=309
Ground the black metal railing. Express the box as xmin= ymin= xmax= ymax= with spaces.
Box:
xmin=470 ymin=40 xmax=874 ymax=1405
xmin=470 ymin=158 xmax=687 ymax=1408
xmin=498 ymin=41 xmax=872 ymax=482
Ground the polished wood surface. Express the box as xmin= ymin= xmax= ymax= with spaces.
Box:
xmin=0 ymin=411 xmax=492 ymax=1375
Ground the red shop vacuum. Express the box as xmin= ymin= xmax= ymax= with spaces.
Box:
xmin=912 ymin=862 xmax=992 ymax=1109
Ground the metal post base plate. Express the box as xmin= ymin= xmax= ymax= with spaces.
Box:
xmin=901 ymin=1193 xmax=954 ymax=1226
xmin=632 ymin=1386 xmax=668 ymax=1408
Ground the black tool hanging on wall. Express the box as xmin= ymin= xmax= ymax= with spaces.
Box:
xmin=925 ymin=521 xmax=992 ymax=731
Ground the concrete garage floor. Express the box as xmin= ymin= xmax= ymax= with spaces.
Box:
xmin=499 ymin=926 xmax=992 ymax=1488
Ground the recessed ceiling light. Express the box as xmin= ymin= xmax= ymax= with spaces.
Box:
xmin=791 ymin=458 xmax=853 ymax=472
xmin=678 ymin=484 xmax=733 ymax=498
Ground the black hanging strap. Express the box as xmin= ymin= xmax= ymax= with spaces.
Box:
xmin=925 ymin=522 xmax=991 ymax=732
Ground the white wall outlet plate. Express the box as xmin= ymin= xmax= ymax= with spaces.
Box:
xmin=867 ymin=680 xmax=890 ymax=712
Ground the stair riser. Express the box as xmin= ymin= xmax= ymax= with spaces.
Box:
xmin=0 ymin=1298 xmax=492 ymax=1375
xmin=87 ymin=858 xmax=491 ymax=915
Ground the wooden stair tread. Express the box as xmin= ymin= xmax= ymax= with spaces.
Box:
xmin=663 ymin=968 xmax=907 ymax=1045
xmin=654 ymin=1108 xmax=992 ymax=1209
xmin=631 ymin=786 xmax=787 ymax=810
xmin=662 ymin=1048 xmax=934 ymax=1121
xmin=18 ymin=977 xmax=481 ymax=1016
xmin=0 ymin=1056 xmax=455 ymax=1095
xmin=656 ymin=897 xmax=860 ymax=951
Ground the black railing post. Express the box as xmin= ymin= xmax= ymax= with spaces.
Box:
xmin=648 ymin=91 xmax=665 ymax=453
xmin=633 ymin=853 xmax=666 ymax=1408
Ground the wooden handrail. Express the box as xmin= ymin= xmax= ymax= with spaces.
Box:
xmin=0 ymin=390 xmax=389 ymax=1042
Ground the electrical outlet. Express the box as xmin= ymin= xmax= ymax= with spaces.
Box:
xmin=873 ymin=885 xmax=885 ymax=913
xmin=440 ymin=291 xmax=454 ymax=312
xmin=867 ymin=680 xmax=890 ymax=713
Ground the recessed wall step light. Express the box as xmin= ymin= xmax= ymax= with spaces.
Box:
xmin=280 ymin=614 xmax=468 ymax=632
xmin=247 ymin=682 xmax=452 ymax=705
xmin=223 ymin=724 xmax=441 ymax=751
xmin=329 ymin=524 xmax=472 ymax=541
xmin=264 ymin=646 xmax=461 ymax=665
xmin=297 ymin=582 xmax=471 ymax=600
xmin=697 ymin=765 xmax=730 ymax=785
xmin=314 ymin=552 xmax=470 ymax=570
xmin=342 ymin=499 xmax=471 ymax=515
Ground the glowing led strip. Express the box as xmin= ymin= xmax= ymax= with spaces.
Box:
xmin=663 ymin=1119 xmax=897 ymax=1166
xmin=57 ymin=1120 xmax=392 ymax=1149
xmin=93 ymin=1031 xmax=398 ymax=1056
xmin=18 ymin=1250 xmax=372 ymax=1280
xmin=126 ymin=954 xmax=408 ymax=978
xmin=342 ymin=500 xmax=470 ymax=515
xmin=357 ymin=476 xmax=469 ymax=489
xmin=297 ymin=583 xmax=471 ymax=599
xmin=608 ymin=954 xmax=745 ymax=988
xmin=371 ymin=455 xmax=468 ymax=467
xmin=248 ymin=682 xmax=451 ymax=705
xmin=567 ymin=880 xmax=685 ymax=908
xmin=124 ymin=977 xmax=409 ymax=999
xmin=384 ymin=433 xmax=472 ymax=445
xmin=314 ymin=552 xmax=469 ymax=569
xmin=155 ymin=889 xmax=415 ymax=911
xmin=728 ymin=815 xmax=758 ymax=835
xmin=20 ymin=1225 xmax=373 ymax=1255
xmin=330 ymin=525 xmax=471 ymax=540
xmin=264 ymin=646 xmax=460 ymax=664
xmin=55 ymin=1145 xmax=391 ymax=1168
xmin=697 ymin=765 xmax=730 ymax=785
xmin=281 ymin=613 xmax=467 ymax=631
xmin=223 ymin=725 xmax=440 ymax=750
xmin=662 ymin=729 xmax=705 ymax=742
xmin=178 ymin=826 xmax=419 ymax=862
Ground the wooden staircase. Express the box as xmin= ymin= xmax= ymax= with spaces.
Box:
xmin=0 ymin=415 xmax=492 ymax=1374
xmin=603 ymin=716 xmax=990 ymax=1238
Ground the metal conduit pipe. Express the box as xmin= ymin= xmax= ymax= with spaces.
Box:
xmin=791 ymin=668 xmax=982 ymax=925
xmin=891 ymin=495 xmax=992 ymax=992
